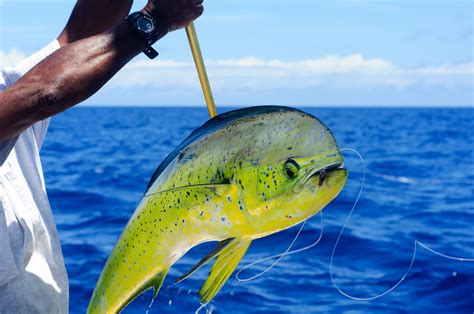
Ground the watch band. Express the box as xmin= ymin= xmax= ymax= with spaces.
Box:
xmin=125 ymin=11 xmax=167 ymax=59
xmin=144 ymin=47 xmax=159 ymax=59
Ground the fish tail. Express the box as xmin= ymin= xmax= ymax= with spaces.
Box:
xmin=149 ymin=267 xmax=169 ymax=301
xmin=87 ymin=262 xmax=171 ymax=313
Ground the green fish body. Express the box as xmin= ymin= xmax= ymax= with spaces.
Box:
xmin=88 ymin=106 xmax=348 ymax=313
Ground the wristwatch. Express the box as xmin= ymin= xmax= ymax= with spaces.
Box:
xmin=125 ymin=11 xmax=168 ymax=59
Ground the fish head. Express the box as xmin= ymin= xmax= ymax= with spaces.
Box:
xmin=235 ymin=111 xmax=348 ymax=239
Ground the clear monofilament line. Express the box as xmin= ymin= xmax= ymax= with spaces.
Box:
xmin=234 ymin=147 xmax=473 ymax=298
xmin=235 ymin=147 xmax=355 ymax=282
xmin=236 ymin=211 xmax=324 ymax=282
xmin=416 ymin=241 xmax=474 ymax=262
xmin=330 ymin=148 xmax=474 ymax=301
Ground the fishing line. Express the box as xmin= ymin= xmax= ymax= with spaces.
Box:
xmin=192 ymin=148 xmax=473 ymax=312
xmin=234 ymin=146 xmax=473 ymax=299
xmin=235 ymin=147 xmax=354 ymax=282
xmin=330 ymin=148 xmax=474 ymax=301
xmin=199 ymin=216 xmax=323 ymax=311
xmin=198 ymin=213 xmax=323 ymax=311
xmin=236 ymin=203 xmax=324 ymax=282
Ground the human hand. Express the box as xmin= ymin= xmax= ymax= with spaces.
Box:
xmin=58 ymin=0 xmax=134 ymax=46
xmin=143 ymin=0 xmax=204 ymax=32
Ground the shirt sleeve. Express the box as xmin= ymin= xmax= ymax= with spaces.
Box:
xmin=0 ymin=40 xmax=61 ymax=165
xmin=2 ymin=40 xmax=61 ymax=86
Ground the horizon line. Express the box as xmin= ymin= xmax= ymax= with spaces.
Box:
xmin=79 ymin=104 xmax=474 ymax=109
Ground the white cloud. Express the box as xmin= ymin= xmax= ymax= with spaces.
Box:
xmin=201 ymin=13 xmax=262 ymax=25
xmin=0 ymin=49 xmax=26 ymax=67
xmin=1 ymin=47 xmax=472 ymax=101
xmin=109 ymin=54 xmax=473 ymax=92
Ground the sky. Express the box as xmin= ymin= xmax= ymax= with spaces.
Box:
xmin=0 ymin=0 xmax=473 ymax=107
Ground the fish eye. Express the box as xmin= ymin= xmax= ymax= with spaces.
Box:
xmin=283 ymin=159 xmax=300 ymax=179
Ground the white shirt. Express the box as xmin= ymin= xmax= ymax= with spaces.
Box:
xmin=0 ymin=40 xmax=69 ymax=313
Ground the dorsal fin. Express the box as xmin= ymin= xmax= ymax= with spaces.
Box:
xmin=144 ymin=106 xmax=303 ymax=194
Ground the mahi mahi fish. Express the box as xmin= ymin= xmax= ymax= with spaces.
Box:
xmin=88 ymin=106 xmax=348 ymax=313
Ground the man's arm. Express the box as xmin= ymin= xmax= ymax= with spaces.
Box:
xmin=0 ymin=23 xmax=144 ymax=143
xmin=58 ymin=0 xmax=134 ymax=46
xmin=0 ymin=0 xmax=204 ymax=143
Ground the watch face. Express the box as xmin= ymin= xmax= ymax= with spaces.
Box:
xmin=136 ymin=16 xmax=155 ymax=34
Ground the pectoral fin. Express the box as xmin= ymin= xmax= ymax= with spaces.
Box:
xmin=175 ymin=238 xmax=235 ymax=284
xmin=144 ymin=183 xmax=232 ymax=198
xmin=199 ymin=238 xmax=252 ymax=303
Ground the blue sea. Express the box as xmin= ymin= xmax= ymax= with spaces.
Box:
xmin=41 ymin=107 xmax=474 ymax=314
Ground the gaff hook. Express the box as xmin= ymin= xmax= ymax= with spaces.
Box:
xmin=185 ymin=23 xmax=218 ymax=118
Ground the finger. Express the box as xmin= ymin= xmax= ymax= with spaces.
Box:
xmin=195 ymin=3 xmax=204 ymax=17
xmin=194 ymin=5 xmax=204 ymax=18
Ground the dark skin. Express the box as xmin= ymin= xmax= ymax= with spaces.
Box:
xmin=0 ymin=0 xmax=204 ymax=142
xmin=57 ymin=0 xmax=134 ymax=46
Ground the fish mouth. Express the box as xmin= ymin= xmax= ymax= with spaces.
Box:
xmin=293 ymin=161 xmax=345 ymax=193
xmin=308 ymin=162 xmax=345 ymax=178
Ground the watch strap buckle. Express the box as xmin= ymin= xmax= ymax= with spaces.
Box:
xmin=144 ymin=47 xmax=159 ymax=59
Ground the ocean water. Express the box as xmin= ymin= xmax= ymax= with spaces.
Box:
xmin=41 ymin=107 xmax=474 ymax=314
